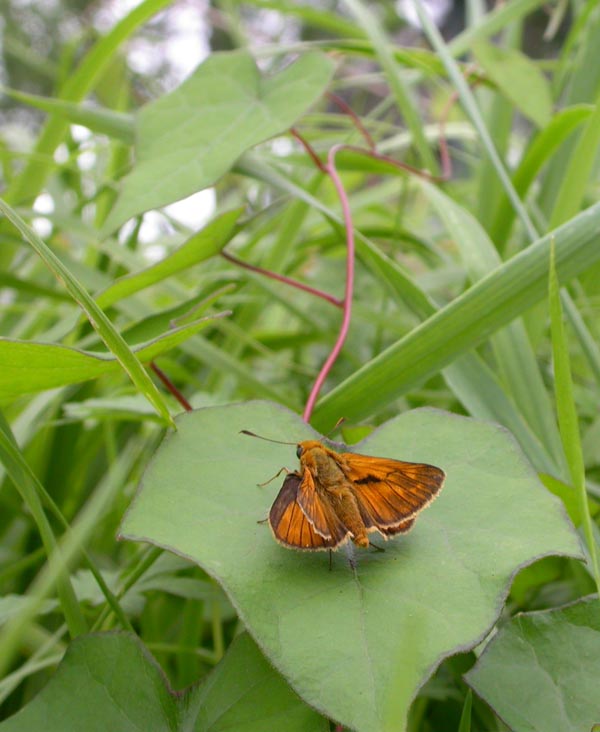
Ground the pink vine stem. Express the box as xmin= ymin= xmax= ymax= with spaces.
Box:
xmin=221 ymin=250 xmax=342 ymax=309
xmin=302 ymin=144 xmax=355 ymax=423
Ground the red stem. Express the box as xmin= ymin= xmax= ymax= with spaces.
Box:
xmin=150 ymin=362 xmax=193 ymax=412
xmin=327 ymin=92 xmax=376 ymax=151
xmin=221 ymin=251 xmax=343 ymax=308
xmin=302 ymin=145 xmax=355 ymax=423
xmin=290 ymin=128 xmax=327 ymax=172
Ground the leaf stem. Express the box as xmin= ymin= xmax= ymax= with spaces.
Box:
xmin=150 ymin=361 xmax=193 ymax=412
xmin=302 ymin=145 xmax=355 ymax=423
xmin=221 ymin=251 xmax=343 ymax=308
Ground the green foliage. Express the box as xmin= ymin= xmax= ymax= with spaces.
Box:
xmin=121 ymin=401 xmax=579 ymax=732
xmin=104 ymin=50 xmax=335 ymax=233
xmin=466 ymin=598 xmax=600 ymax=732
xmin=1 ymin=1 xmax=600 ymax=731
xmin=0 ymin=632 xmax=325 ymax=732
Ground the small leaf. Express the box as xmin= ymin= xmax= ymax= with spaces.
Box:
xmin=474 ymin=42 xmax=553 ymax=128
xmin=0 ymin=313 xmax=227 ymax=399
xmin=96 ymin=209 xmax=242 ymax=309
xmin=466 ymin=598 xmax=600 ymax=732
xmin=120 ymin=401 xmax=581 ymax=732
xmin=0 ymin=631 xmax=325 ymax=731
xmin=104 ymin=50 xmax=334 ymax=233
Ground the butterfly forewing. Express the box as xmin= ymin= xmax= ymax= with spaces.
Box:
xmin=296 ymin=469 xmax=349 ymax=542
xmin=268 ymin=472 xmax=350 ymax=551
xmin=338 ymin=453 xmax=445 ymax=530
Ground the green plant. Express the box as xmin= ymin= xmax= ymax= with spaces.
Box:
xmin=1 ymin=2 xmax=600 ymax=731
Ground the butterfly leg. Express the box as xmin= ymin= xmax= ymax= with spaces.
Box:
xmin=328 ymin=549 xmax=333 ymax=571
xmin=257 ymin=467 xmax=290 ymax=487
xmin=344 ymin=542 xmax=357 ymax=571
xmin=369 ymin=540 xmax=385 ymax=552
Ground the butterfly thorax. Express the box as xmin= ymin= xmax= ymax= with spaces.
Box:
xmin=298 ymin=442 xmax=369 ymax=547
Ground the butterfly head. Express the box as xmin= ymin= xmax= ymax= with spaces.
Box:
xmin=296 ymin=440 xmax=327 ymax=459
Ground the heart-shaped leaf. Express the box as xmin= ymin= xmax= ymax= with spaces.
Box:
xmin=465 ymin=598 xmax=600 ymax=732
xmin=104 ymin=50 xmax=334 ymax=233
xmin=0 ymin=631 xmax=326 ymax=731
xmin=120 ymin=401 xmax=581 ymax=732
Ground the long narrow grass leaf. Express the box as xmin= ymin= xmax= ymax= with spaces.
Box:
xmin=548 ymin=243 xmax=600 ymax=593
xmin=0 ymin=418 xmax=86 ymax=639
xmin=312 ymin=201 xmax=600 ymax=427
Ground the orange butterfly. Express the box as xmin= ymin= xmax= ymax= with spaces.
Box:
xmin=246 ymin=435 xmax=445 ymax=551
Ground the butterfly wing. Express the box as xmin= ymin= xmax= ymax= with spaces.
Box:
xmin=337 ymin=453 xmax=445 ymax=531
xmin=268 ymin=472 xmax=350 ymax=551
xmin=379 ymin=518 xmax=415 ymax=536
xmin=295 ymin=468 xmax=349 ymax=543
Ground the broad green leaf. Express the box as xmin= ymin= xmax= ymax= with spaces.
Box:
xmin=312 ymin=200 xmax=600 ymax=429
xmin=120 ymin=401 xmax=581 ymax=732
xmin=96 ymin=209 xmax=242 ymax=309
xmin=473 ymin=42 xmax=552 ymax=128
xmin=0 ymin=631 xmax=326 ymax=731
xmin=104 ymin=50 xmax=334 ymax=233
xmin=465 ymin=598 xmax=600 ymax=732
xmin=0 ymin=313 xmax=227 ymax=399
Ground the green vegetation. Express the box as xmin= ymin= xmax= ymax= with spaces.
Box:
xmin=1 ymin=2 xmax=600 ymax=731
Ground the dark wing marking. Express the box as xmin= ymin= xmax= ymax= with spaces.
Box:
xmin=336 ymin=453 xmax=445 ymax=529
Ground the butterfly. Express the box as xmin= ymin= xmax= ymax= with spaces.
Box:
xmin=249 ymin=436 xmax=445 ymax=551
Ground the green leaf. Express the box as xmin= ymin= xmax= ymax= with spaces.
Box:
xmin=312 ymin=201 xmax=600 ymax=429
xmin=96 ymin=208 xmax=242 ymax=309
xmin=473 ymin=42 xmax=553 ymax=128
xmin=465 ymin=598 xmax=600 ymax=732
xmin=104 ymin=50 xmax=334 ymax=233
xmin=0 ymin=313 xmax=227 ymax=399
xmin=549 ymin=92 xmax=600 ymax=229
xmin=490 ymin=105 xmax=594 ymax=247
xmin=120 ymin=401 xmax=581 ymax=732
xmin=0 ymin=631 xmax=325 ymax=731
xmin=549 ymin=243 xmax=600 ymax=592
xmin=418 ymin=180 xmax=563 ymax=466
xmin=0 ymin=86 xmax=134 ymax=143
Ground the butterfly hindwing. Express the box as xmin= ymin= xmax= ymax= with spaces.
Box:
xmin=268 ymin=472 xmax=349 ymax=551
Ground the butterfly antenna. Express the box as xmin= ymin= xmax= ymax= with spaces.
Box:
xmin=240 ymin=430 xmax=296 ymax=446
xmin=323 ymin=417 xmax=346 ymax=440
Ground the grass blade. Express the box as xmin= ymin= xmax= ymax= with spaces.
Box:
xmin=312 ymin=200 xmax=600 ymax=428
xmin=548 ymin=242 xmax=600 ymax=594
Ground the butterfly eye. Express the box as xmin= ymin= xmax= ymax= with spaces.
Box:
xmin=296 ymin=445 xmax=303 ymax=459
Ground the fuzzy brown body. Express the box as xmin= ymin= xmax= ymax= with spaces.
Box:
xmin=300 ymin=441 xmax=370 ymax=547
xmin=267 ymin=439 xmax=445 ymax=552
